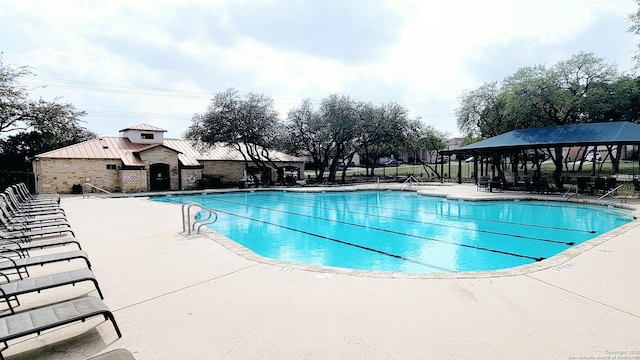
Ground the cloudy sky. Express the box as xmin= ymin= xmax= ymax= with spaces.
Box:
xmin=1 ymin=0 xmax=638 ymax=139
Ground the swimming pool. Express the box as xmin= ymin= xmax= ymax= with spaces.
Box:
xmin=155 ymin=191 xmax=633 ymax=274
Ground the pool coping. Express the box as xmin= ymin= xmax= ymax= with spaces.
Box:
xmin=156 ymin=183 xmax=640 ymax=280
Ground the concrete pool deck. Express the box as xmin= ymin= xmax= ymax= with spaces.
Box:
xmin=3 ymin=183 xmax=640 ymax=359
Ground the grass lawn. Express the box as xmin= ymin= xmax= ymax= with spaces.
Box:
xmin=305 ymin=159 xmax=640 ymax=194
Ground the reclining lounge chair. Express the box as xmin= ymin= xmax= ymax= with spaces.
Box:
xmin=0 ymin=197 xmax=66 ymax=223
xmin=0 ymin=296 xmax=121 ymax=360
xmin=1 ymin=223 xmax=75 ymax=239
xmin=0 ymin=268 xmax=104 ymax=313
xmin=0 ymin=249 xmax=91 ymax=280
xmin=8 ymin=184 xmax=59 ymax=206
xmin=86 ymin=348 xmax=136 ymax=360
xmin=13 ymin=183 xmax=60 ymax=204
xmin=2 ymin=188 xmax=62 ymax=213
xmin=0 ymin=193 xmax=65 ymax=218
xmin=0 ymin=211 xmax=72 ymax=234
xmin=1 ymin=236 xmax=82 ymax=256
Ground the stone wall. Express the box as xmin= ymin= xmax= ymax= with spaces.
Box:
xmin=34 ymin=154 xmax=304 ymax=194
xmin=138 ymin=147 xmax=180 ymax=190
xmin=119 ymin=169 xmax=148 ymax=193
xmin=180 ymin=169 xmax=202 ymax=190
xmin=33 ymin=158 xmax=121 ymax=194
xmin=201 ymin=160 xmax=245 ymax=184
xmin=200 ymin=160 xmax=305 ymax=185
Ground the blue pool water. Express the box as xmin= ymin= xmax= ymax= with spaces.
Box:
xmin=154 ymin=191 xmax=633 ymax=274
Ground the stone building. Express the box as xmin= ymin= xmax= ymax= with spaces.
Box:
xmin=32 ymin=124 xmax=305 ymax=194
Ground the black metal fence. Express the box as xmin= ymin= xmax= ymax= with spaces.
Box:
xmin=0 ymin=171 xmax=35 ymax=192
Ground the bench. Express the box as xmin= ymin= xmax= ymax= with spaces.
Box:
xmin=0 ymin=296 xmax=121 ymax=359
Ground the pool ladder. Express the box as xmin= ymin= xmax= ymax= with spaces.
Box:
xmin=182 ymin=201 xmax=218 ymax=235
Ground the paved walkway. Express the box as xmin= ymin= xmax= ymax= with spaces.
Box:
xmin=4 ymin=184 xmax=640 ymax=360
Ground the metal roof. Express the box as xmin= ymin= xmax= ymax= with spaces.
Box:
xmin=35 ymin=137 xmax=149 ymax=166
xmin=35 ymin=137 xmax=305 ymax=166
xmin=163 ymin=139 xmax=305 ymax=165
xmin=458 ymin=122 xmax=640 ymax=153
xmin=119 ymin=124 xmax=167 ymax=132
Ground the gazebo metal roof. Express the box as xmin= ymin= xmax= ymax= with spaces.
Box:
xmin=455 ymin=121 xmax=640 ymax=154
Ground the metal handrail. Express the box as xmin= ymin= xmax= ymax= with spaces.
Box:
xmin=181 ymin=201 xmax=194 ymax=233
xmin=400 ymin=175 xmax=425 ymax=190
xmin=82 ymin=183 xmax=113 ymax=198
xmin=597 ymin=184 xmax=625 ymax=205
xmin=405 ymin=175 xmax=425 ymax=184
xmin=181 ymin=201 xmax=218 ymax=235
xmin=561 ymin=184 xmax=577 ymax=201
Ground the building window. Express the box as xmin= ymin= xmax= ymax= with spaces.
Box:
xmin=106 ymin=164 xmax=117 ymax=170
xmin=141 ymin=133 xmax=154 ymax=140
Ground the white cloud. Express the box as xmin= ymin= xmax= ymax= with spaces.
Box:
xmin=1 ymin=0 xmax=637 ymax=138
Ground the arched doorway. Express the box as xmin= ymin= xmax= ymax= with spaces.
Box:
xmin=150 ymin=163 xmax=170 ymax=191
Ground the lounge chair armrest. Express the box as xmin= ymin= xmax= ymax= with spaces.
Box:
xmin=0 ymin=249 xmax=20 ymax=257
xmin=5 ymin=224 xmax=28 ymax=231
xmin=0 ymin=255 xmax=18 ymax=270
xmin=0 ymin=232 xmax=30 ymax=242
xmin=0 ymin=239 xmax=21 ymax=247
xmin=0 ymin=249 xmax=23 ymax=258
xmin=0 ymin=272 xmax=10 ymax=284
xmin=8 ymin=215 xmax=30 ymax=222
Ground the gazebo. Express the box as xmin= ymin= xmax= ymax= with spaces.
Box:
xmin=441 ymin=122 xmax=640 ymax=189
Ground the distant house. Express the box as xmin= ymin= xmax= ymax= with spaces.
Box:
xmin=447 ymin=137 xmax=464 ymax=160
xmin=32 ymin=124 xmax=305 ymax=194
xmin=405 ymin=137 xmax=464 ymax=164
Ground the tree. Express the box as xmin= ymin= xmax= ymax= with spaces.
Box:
xmin=629 ymin=0 xmax=640 ymax=67
xmin=185 ymin=88 xmax=281 ymax=185
xmin=1 ymin=126 xmax=94 ymax=167
xmin=403 ymin=123 xmax=448 ymax=178
xmin=504 ymin=53 xmax=618 ymax=181
xmin=0 ymin=63 xmax=30 ymax=133
xmin=283 ymin=95 xmax=358 ymax=184
xmin=500 ymin=53 xmax=618 ymax=129
xmin=285 ymin=98 xmax=335 ymax=182
xmin=458 ymin=52 xmax=620 ymax=139
xmin=583 ymin=76 xmax=640 ymax=123
xmin=0 ymin=60 xmax=94 ymax=188
xmin=1 ymin=62 xmax=88 ymax=135
xmin=283 ymin=95 xmax=359 ymax=184
xmin=456 ymin=52 xmax=622 ymax=186
xmin=456 ymin=82 xmax=506 ymax=138
xmin=350 ymin=101 xmax=381 ymax=177
xmin=284 ymin=97 xmax=414 ymax=183
xmin=318 ymin=94 xmax=359 ymax=183
xmin=358 ymin=102 xmax=411 ymax=176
